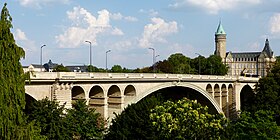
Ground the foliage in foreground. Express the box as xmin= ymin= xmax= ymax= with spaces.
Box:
xmin=65 ymin=100 xmax=104 ymax=140
xmin=0 ymin=3 xmax=43 ymax=139
xmin=26 ymin=98 xmax=104 ymax=140
xmin=26 ymin=98 xmax=70 ymax=139
xmin=150 ymin=98 xmax=226 ymax=140
xmin=224 ymin=110 xmax=280 ymax=139
xmin=104 ymin=96 xmax=163 ymax=140
xmin=242 ymin=57 xmax=280 ymax=118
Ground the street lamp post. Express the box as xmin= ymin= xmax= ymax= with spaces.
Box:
xmin=210 ymin=63 xmax=213 ymax=75
xmin=195 ymin=53 xmax=201 ymax=74
xmin=148 ymin=47 xmax=155 ymax=73
xmin=155 ymin=54 xmax=160 ymax=72
xmin=40 ymin=44 xmax=46 ymax=72
xmin=188 ymin=58 xmax=191 ymax=74
xmin=106 ymin=50 xmax=111 ymax=72
xmin=85 ymin=41 xmax=92 ymax=66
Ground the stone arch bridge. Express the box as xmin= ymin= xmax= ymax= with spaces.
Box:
xmin=25 ymin=72 xmax=259 ymax=119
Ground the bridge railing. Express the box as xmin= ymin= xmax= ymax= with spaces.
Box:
xmin=28 ymin=72 xmax=259 ymax=82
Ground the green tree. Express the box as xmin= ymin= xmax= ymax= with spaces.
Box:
xmin=206 ymin=55 xmax=228 ymax=75
xmin=150 ymin=98 xmax=226 ymax=140
xmin=122 ymin=67 xmax=133 ymax=73
xmin=192 ymin=55 xmax=207 ymax=74
xmin=87 ymin=65 xmax=99 ymax=72
xmin=65 ymin=100 xmax=104 ymax=139
xmin=224 ymin=110 xmax=280 ymax=139
xmin=243 ymin=58 xmax=280 ymax=114
xmin=167 ymin=53 xmax=191 ymax=74
xmin=26 ymin=98 xmax=71 ymax=140
xmin=111 ymin=65 xmax=123 ymax=73
xmin=136 ymin=66 xmax=153 ymax=73
xmin=105 ymin=96 xmax=163 ymax=140
xmin=156 ymin=60 xmax=172 ymax=73
xmin=53 ymin=64 xmax=70 ymax=72
xmin=0 ymin=3 xmax=43 ymax=139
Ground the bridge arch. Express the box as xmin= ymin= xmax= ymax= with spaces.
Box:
xmin=240 ymin=85 xmax=254 ymax=111
xmin=130 ymin=82 xmax=223 ymax=114
xmin=214 ymin=84 xmax=221 ymax=106
xmin=206 ymin=84 xmax=213 ymax=96
xmin=221 ymin=84 xmax=227 ymax=115
xmin=71 ymin=86 xmax=85 ymax=101
xmin=88 ymin=85 xmax=105 ymax=115
xmin=25 ymin=93 xmax=37 ymax=114
xmin=89 ymin=85 xmax=105 ymax=98
xmin=228 ymin=84 xmax=235 ymax=118
xmin=108 ymin=85 xmax=122 ymax=109
xmin=124 ymin=85 xmax=136 ymax=96
xmin=25 ymin=92 xmax=37 ymax=101
xmin=124 ymin=85 xmax=136 ymax=102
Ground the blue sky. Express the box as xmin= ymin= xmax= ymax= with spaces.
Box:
xmin=1 ymin=0 xmax=280 ymax=69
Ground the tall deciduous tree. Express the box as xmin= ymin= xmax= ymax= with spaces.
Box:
xmin=150 ymin=98 xmax=226 ymax=140
xmin=26 ymin=98 xmax=70 ymax=139
xmin=224 ymin=110 xmax=280 ymax=139
xmin=0 ymin=3 xmax=42 ymax=139
xmin=65 ymin=100 xmax=104 ymax=140
xmin=111 ymin=65 xmax=123 ymax=73
xmin=243 ymin=57 xmax=280 ymax=115
xmin=167 ymin=53 xmax=192 ymax=74
xmin=191 ymin=55 xmax=207 ymax=74
xmin=156 ymin=60 xmax=172 ymax=73
xmin=105 ymin=95 xmax=163 ymax=140
xmin=206 ymin=55 xmax=228 ymax=75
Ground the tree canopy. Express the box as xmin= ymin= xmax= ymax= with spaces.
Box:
xmin=227 ymin=56 xmax=280 ymax=139
xmin=111 ymin=65 xmax=123 ymax=73
xmin=0 ymin=3 xmax=43 ymax=139
xmin=53 ymin=64 xmax=70 ymax=72
xmin=65 ymin=100 xmax=104 ymax=139
xmin=242 ymin=57 xmax=280 ymax=115
xmin=26 ymin=98 xmax=69 ymax=139
xmin=224 ymin=110 xmax=280 ymax=139
xmin=153 ymin=53 xmax=228 ymax=75
xmin=26 ymin=98 xmax=104 ymax=140
xmin=150 ymin=98 xmax=226 ymax=140
xmin=104 ymin=95 xmax=163 ymax=140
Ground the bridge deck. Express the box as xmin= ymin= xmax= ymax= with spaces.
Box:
xmin=26 ymin=72 xmax=259 ymax=83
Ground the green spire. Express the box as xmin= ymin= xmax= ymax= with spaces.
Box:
xmin=216 ymin=21 xmax=226 ymax=35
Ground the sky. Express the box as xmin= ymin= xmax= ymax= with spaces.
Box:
xmin=1 ymin=0 xmax=280 ymax=69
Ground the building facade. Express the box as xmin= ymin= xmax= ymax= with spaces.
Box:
xmin=215 ymin=22 xmax=276 ymax=77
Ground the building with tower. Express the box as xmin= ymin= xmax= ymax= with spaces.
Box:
xmin=214 ymin=21 xmax=276 ymax=77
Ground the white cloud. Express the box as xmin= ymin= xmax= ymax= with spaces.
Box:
xmin=15 ymin=29 xmax=28 ymax=41
xmin=18 ymin=0 xmax=70 ymax=8
xmin=248 ymin=42 xmax=260 ymax=51
xmin=139 ymin=9 xmax=159 ymax=17
xmin=270 ymin=13 xmax=280 ymax=34
xmin=168 ymin=43 xmax=194 ymax=56
xmin=139 ymin=17 xmax=178 ymax=48
xmin=111 ymin=27 xmax=124 ymax=36
xmin=14 ymin=28 xmax=37 ymax=62
xmin=110 ymin=13 xmax=138 ymax=22
xmin=110 ymin=13 xmax=123 ymax=20
xmin=124 ymin=16 xmax=138 ymax=22
xmin=56 ymin=7 xmax=123 ymax=48
xmin=170 ymin=0 xmax=261 ymax=14
xmin=112 ymin=40 xmax=133 ymax=51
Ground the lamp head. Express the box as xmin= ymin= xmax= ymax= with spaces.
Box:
xmin=41 ymin=45 xmax=46 ymax=48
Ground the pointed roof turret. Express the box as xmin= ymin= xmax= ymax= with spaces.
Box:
xmin=215 ymin=21 xmax=226 ymax=35
xmin=262 ymin=38 xmax=273 ymax=58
